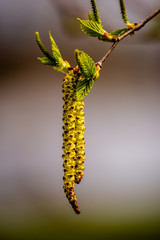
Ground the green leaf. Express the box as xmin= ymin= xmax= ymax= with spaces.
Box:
xmin=35 ymin=32 xmax=70 ymax=73
xmin=110 ymin=28 xmax=129 ymax=37
xmin=49 ymin=31 xmax=70 ymax=72
xmin=77 ymin=19 xmax=105 ymax=37
xmin=37 ymin=57 xmax=55 ymax=66
xmin=119 ymin=0 xmax=128 ymax=24
xmin=74 ymin=50 xmax=100 ymax=100
xmin=76 ymin=78 xmax=94 ymax=100
xmin=74 ymin=49 xmax=96 ymax=79
xmin=35 ymin=32 xmax=56 ymax=63
xmin=77 ymin=19 xmax=114 ymax=42
xmin=49 ymin=31 xmax=62 ymax=60
xmin=78 ymin=1 xmax=117 ymax=42
xmin=90 ymin=0 xmax=101 ymax=24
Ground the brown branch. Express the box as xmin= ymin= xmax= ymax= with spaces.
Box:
xmin=96 ymin=8 xmax=160 ymax=67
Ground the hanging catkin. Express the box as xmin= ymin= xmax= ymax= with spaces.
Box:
xmin=62 ymin=68 xmax=86 ymax=214
xmin=75 ymin=99 xmax=85 ymax=184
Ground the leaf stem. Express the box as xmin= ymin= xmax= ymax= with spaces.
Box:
xmin=96 ymin=8 xmax=160 ymax=67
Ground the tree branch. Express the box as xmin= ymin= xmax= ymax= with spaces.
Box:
xmin=96 ymin=8 xmax=160 ymax=67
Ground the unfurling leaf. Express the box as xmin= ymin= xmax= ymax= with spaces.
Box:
xmin=37 ymin=57 xmax=55 ymax=66
xmin=49 ymin=31 xmax=62 ymax=61
xmin=74 ymin=49 xmax=96 ymax=79
xmin=35 ymin=32 xmax=57 ymax=64
xmin=74 ymin=50 xmax=100 ymax=100
xmin=110 ymin=28 xmax=129 ymax=37
xmin=76 ymin=78 xmax=94 ymax=100
xmin=77 ymin=1 xmax=115 ymax=42
xmin=77 ymin=19 xmax=105 ymax=38
xmin=35 ymin=32 xmax=70 ymax=73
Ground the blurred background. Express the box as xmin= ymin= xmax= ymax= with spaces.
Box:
xmin=0 ymin=0 xmax=160 ymax=239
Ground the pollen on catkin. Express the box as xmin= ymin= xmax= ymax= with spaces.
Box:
xmin=62 ymin=69 xmax=85 ymax=214
xmin=75 ymin=99 xmax=85 ymax=184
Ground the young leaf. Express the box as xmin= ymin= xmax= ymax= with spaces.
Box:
xmin=90 ymin=0 xmax=101 ymax=24
xmin=77 ymin=19 xmax=105 ymax=37
xmin=74 ymin=49 xmax=96 ymax=79
xmin=75 ymin=50 xmax=100 ymax=100
xmin=37 ymin=57 xmax=55 ymax=66
xmin=110 ymin=27 xmax=129 ymax=37
xmin=76 ymin=78 xmax=94 ymax=100
xmin=49 ymin=31 xmax=62 ymax=61
xmin=78 ymin=1 xmax=116 ymax=42
xmin=35 ymin=32 xmax=70 ymax=73
xmin=35 ymin=32 xmax=57 ymax=64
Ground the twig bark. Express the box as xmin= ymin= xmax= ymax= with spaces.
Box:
xmin=96 ymin=8 xmax=160 ymax=67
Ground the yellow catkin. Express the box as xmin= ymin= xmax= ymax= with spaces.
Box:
xmin=62 ymin=69 xmax=81 ymax=214
xmin=75 ymin=99 xmax=85 ymax=184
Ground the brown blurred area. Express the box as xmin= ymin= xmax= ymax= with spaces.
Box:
xmin=0 ymin=0 xmax=160 ymax=239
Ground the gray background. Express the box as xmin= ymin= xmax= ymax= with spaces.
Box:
xmin=0 ymin=0 xmax=160 ymax=238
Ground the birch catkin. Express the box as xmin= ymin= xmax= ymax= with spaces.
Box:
xmin=62 ymin=68 xmax=85 ymax=214
xmin=75 ymin=100 xmax=85 ymax=184
xmin=36 ymin=17 xmax=100 ymax=214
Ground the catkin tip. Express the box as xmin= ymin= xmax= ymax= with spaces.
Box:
xmin=72 ymin=204 xmax=81 ymax=214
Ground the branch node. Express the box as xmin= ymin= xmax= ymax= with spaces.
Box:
xmin=98 ymin=8 xmax=160 ymax=67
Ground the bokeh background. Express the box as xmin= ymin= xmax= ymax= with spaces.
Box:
xmin=0 ymin=0 xmax=160 ymax=239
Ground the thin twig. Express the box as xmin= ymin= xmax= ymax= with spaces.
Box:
xmin=96 ymin=41 xmax=118 ymax=67
xmin=97 ymin=8 xmax=160 ymax=67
